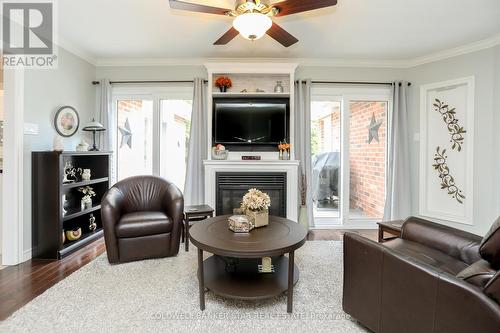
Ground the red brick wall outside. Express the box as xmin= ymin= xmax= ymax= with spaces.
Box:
xmin=349 ymin=102 xmax=386 ymax=218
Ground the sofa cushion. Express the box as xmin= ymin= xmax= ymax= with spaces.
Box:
xmin=383 ymin=238 xmax=468 ymax=275
xmin=116 ymin=211 xmax=172 ymax=238
xmin=479 ymin=216 xmax=500 ymax=269
xmin=456 ymin=259 xmax=496 ymax=288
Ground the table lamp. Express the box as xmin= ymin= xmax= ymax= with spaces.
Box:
xmin=82 ymin=119 xmax=106 ymax=151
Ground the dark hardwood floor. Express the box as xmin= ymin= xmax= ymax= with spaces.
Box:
xmin=0 ymin=229 xmax=376 ymax=321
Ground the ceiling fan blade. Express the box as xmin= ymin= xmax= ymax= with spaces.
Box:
xmin=266 ymin=22 xmax=298 ymax=47
xmin=169 ymin=0 xmax=230 ymax=16
xmin=213 ymin=27 xmax=239 ymax=45
xmin=274 ymin=0 xmax=338 ymax=17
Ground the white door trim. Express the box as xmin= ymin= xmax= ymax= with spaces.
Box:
xmin=2 ymin=68 xmax=25 ymax=265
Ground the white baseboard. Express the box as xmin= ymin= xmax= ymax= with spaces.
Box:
xmin=23 ymin=248 xmax=32 ymax=262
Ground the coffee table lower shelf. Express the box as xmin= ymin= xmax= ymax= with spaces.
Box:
xmin=200 ymin=255 xmax=299 ymax=300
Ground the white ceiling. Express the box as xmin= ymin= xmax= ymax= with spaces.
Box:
xmin=59 ymin=0 xmax=500 ymax=62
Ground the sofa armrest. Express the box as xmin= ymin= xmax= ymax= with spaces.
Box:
xmin=343 ymin=232 xmax=500 ymax=333
xmin=401 ymin=216 xmax=482 ymax=264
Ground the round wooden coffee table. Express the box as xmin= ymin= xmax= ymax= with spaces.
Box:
xmin=190 ymin=215 xmax=307 ymax=313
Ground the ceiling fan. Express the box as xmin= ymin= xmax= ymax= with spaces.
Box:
xmin=169 ymin=0 xmax=338 ymax=47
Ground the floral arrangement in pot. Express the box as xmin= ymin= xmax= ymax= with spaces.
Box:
xmin=215 ymin=76 xmax=232 ymax=92
xmin=241 ymin=188 xmax=271 ymax=228
xmin=78 ymin=186 xmax=96 ymax=210
xmin=278 ymin=141 xmax=291 ymax=160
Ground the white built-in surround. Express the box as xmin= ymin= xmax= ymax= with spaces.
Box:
xmin=204 ymin=160 xmax=299 ymax=221
xmin=203 ymin=63 xmax=299 ymax=221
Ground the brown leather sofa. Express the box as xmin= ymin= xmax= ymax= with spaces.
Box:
xmin=343 ymin=216 xmax=500 ymax=333
xmin=101 ymin=175 xmax=184 ymax=263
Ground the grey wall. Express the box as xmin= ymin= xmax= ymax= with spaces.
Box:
xmin=23 ymin=47 xmax=96 ymax=255
xmin=406 ymin=46 xmax=500 ymax=235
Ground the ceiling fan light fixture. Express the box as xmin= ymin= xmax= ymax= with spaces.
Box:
xmin=232 ymin=12 xmax=272 ymax=41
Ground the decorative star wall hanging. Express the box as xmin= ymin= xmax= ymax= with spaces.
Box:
xmin=368 ymin=113 xmax=382 ymax=144
xmin=119 ymin=119 xmax=132 ymax=148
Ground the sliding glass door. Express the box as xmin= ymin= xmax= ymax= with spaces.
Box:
xmin=113 ymin=86 xmax=193 ymax=192
xmin=116 ymin=98 xmax=154 ymax=180
xmin=311 ymin=86 xmax=391 ymax=226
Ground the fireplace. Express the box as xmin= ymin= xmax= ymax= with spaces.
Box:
xmin=216 ymin=172 xmax=287 ymax=217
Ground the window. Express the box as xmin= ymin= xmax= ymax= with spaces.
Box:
xmin=113 ymin=86 xmax=193 ymax=192
xmin=311 ymin=86 xmax=391 ymax=226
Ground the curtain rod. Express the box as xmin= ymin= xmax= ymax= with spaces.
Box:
xmin=301 ymin=81 xmax=411 ymax=86
xmin=91 ymin=80 xmax=411 ymax=86
xmin=92 ymin=80 xmax=208 ymax=85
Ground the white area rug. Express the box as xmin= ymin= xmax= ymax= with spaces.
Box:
xmin=1 ymin=241 xmax=368 ymax=333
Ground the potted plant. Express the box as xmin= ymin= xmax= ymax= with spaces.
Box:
xmin=241 ymin=188 xmax=271 ymax=228
xmin=78 ymin=186 xmax=96 ymax=210
xmin=215 ymin=76 xmax=232 ymax=92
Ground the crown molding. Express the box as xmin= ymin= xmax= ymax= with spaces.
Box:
xmin=94 ymin=57 xmax=409 ymax=68
xmin=57 ymin=37 xmax=97 ymax=66
xmin=89 ymin=33 xmax=500 ymax=69
xmin=407 ymin=33 xmax=500 ymax=67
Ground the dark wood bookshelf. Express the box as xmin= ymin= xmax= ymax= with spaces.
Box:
xmin=32 ymin=151 xmax=112 ymax=259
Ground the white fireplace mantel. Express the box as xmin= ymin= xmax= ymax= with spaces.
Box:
xmin=204 ymin=160 xmax=299 ymax=221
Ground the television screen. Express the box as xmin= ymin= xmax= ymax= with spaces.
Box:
xmin=213 ymin=98 xmax=289 ymax=150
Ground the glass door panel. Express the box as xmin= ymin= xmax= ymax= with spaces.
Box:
xmin=159 ymin=99 xmax=193 ymax=192
xmin=348 ymin=101 xmax=387 ymax=219
xmin=116 ymin=99 xmax=154 ymax=181
xmin=311 ymin=101 xmax=342 ymax=219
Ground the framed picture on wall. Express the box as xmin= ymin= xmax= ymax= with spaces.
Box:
xmin=54 ymin=106 xmax=80 ymax=137
xmin=419 ymin=76 xmax=474 ymax=225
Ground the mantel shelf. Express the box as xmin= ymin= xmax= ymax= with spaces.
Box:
xmin=212 ymin=92 xmax=290 ymax=98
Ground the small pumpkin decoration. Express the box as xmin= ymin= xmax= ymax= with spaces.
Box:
xmin=65 ymin=227 xmax=82 ymax=241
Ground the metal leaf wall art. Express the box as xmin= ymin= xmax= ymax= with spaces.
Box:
xmin=432 ymin=146 xmax=465 ymax=204
xmin=433 ymin=99 xmax=466 ymax=151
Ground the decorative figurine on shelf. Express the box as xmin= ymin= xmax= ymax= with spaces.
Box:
xmin=65 ymin=227 xmax=82 ymax=241
xmin=82 ymin=119 xmax=106 ymax=151
xmin=274 ymin=81 xmax=284 ymax=93
xmin=63 ymin=161 xmax=82 ymax=183
xmin=215 ymin=76 xmax=232 ymax=92
xmin=78 ymin=186 xmax=96 ymax=210
xmin=53 ymin=135 xmax=64 ymax=152
xmin=76 ymin=140 xmax=90 ymax=152
xmin=80 ymin=169 xmax=91 ymax=181
xmin=278 ymin=141 xmax=291 ymax=160
xmin=62 ymin=194 xmax=70 ymax=216
xmin=241 ymin=188 xmax=271 ymax=228
xmin=88 ymin=213 xmax=97 ymax=232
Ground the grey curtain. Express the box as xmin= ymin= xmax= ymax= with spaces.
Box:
xmin=294 ymin=79 xmax=314 ymax=228
xmin=96 ymin=79 xmax=113 ymax=151
xmin=184 ymin=78 xmax=207 ymax=206
xmin=383 ymin=82 xmax=412 ymax=220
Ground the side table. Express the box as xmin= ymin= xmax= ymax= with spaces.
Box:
xmin=377 ymin=220 xmax=404 ymax=243
xmin=183 ymin=204 xmax=214 ymax=251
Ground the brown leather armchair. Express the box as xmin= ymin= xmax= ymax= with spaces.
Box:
xmin=343 ymin=216 xmax=500 ymax=333
xmin=101 ymin=175 xmax=184 ymax=263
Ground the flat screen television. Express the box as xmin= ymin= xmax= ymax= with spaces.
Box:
xmin=212 ymin=98 xmax=290 ymax=151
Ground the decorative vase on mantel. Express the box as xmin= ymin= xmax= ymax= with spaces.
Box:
xmin=246 ymin=209 xmax=269 ymax=228
xmin=219 ymin=86 xmax=227 ymax=93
